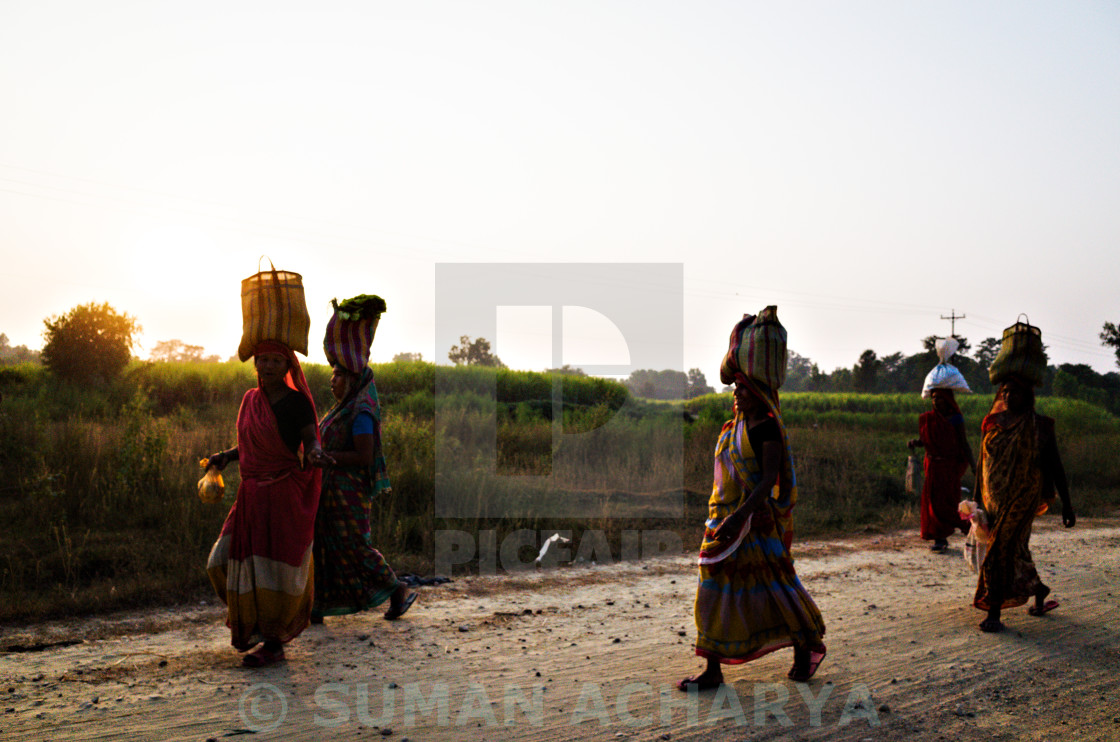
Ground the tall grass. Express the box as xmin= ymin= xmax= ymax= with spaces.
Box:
xmin=1 ymin=361 xmax=1117 ymax=622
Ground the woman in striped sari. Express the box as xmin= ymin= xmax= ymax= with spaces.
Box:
xmin=204 ymin=341 xmax=326 ymax=667
xmin=974 ymin=375 xmax=1075 ymax=632
xmin=679 ymin=376 xmax=826 ymax=690
xmin=311 ymin=364 xmax=414 ymax=622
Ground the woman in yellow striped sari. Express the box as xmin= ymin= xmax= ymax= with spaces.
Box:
xmin=975 ymin=375 xmax=1075 ymax=632
xmin=678 ymin=376 xmax=826 ymax=689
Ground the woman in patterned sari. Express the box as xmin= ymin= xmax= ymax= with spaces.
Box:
xmin=679 ymin=373 xmax=826 ymax=690
xmin=311 ymin=364 xmax=414 ymax=622
xmin=204 ymin=341 xmax=326 ymax=667
xmin=974 ymin=375 xmax=1075 ymax=632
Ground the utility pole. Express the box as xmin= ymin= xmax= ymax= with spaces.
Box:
xmin=941 ymin=309 xmax=965 ymax=336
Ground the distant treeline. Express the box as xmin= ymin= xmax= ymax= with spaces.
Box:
xmin=781 ymin=340 xmax=1120 ymax=416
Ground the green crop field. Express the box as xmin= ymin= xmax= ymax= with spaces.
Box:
xmin=1 ymin=360 xmax=1117 ymax=622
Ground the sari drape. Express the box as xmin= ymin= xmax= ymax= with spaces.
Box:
xmin=693 ymin=378 xmax=825 ymax=663
xmin=206 ymin=348 xmax=321 ymax=650
xmin=973 ymin=410 xmax=1050 ymax=611
xmin=312 ymin=368 xmax=399 ymax=617
xmin=918 ymin=410 xmax=969 ymax=540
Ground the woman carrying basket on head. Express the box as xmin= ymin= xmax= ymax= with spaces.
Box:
xmin=974 ymin=318 xmax=1075 ymax=633
xmin=311 ymin=296 xmax=414 ymax=624
xmin=679 ymin=309 xmax=826 ymax=690
xmin=205 ymin=340 xmax=327 ymax=667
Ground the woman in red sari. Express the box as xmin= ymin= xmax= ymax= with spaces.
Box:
xmin=974 ymin=375 xmax=1075 ymax=632
xmin=204 ymin=341 xmax=327 ymax=667
xmin=908 ymin=389 xmax=976 ymax=552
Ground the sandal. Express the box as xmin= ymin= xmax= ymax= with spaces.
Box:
xmin=788 ymin=646 xmax=826 ymax=682
xmin=1028 ymin=599 xmax=1060 ymax=616
xmin=384 ymin=591 xmax=417 ymax=621
xmin=242 ymin=644 xmax=285 ymax=668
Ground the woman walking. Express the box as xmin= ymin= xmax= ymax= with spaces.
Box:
xmin=908 ymin=388 xmax=976 ymax=552
xmin=204 ymin=341 xmax=327 ymax=667
xmin=311 ymin=362 xmax=414 ymax=622
xmin=975 ymin=375 xmax=1074 ymax=632
xmin=679 ymin=312 xmax=826 ymax=690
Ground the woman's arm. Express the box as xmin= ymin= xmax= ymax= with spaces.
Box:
xmin=207 ymin=447 xmax=239 ymax=471
xmin=955 ymin=422 xmax=977 ymax=474
xmin=300 ymin=423 xmax=328 ymax=467
xmin=1041 ymin=430 xmax=1074 ymax=527
xmin=323 ymin=433 xmax=375 ymax=468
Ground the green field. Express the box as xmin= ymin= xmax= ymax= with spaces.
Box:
xmin=1 ymin=360 xmax=1117 ymax=622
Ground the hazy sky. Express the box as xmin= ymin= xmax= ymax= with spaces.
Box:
xmin=2 ymin=1 xmax=1118 ymax=379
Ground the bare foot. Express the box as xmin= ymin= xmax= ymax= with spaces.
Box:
xmin=677 ymin=667 xmax=723 ymax=691
xmin=242 ymin=641 xmax=285 ymax=668
xmin=979 ymin=616 xmax=1003 ymax=633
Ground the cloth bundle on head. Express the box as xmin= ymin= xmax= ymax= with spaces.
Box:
xmin=921 ymin=337 xmax=971 ymax=398
xmin=720 ymin=305 xmax=787 ymax=393
xmin=323 ymin=295 xmax=386 ymax=373
xmin=988 ymin=315 xmax=1045 ymax=387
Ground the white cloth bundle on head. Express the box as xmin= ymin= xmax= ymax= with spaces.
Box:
xmin=921 ymin=337 xmax=972 ymax=398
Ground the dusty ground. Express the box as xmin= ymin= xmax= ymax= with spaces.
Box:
xmin=2 ymin=518 xmax=1119 ymax=742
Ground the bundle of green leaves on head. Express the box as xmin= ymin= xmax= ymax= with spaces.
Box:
xmin=333 ymin=294 xmax=387 ymax=322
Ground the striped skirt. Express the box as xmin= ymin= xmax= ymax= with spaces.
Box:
xmin=694 ymin=528 xmax=825 ymax=663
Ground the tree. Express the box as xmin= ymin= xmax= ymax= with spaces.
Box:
xmin=625 ymin=368 xmax=687 ymax=400
xmin=1102 ymin=322 xmax=1120 ymax=368
xmin=973 ymin=337 xmax=1001 ymax=370
xmin=0 ymin=335 xmax=40 ymax=363
xmin=784 ymin=351 xmax=815 ymax=391
xmin=852 ymin=350 xmax=881 ymax=392
xmin=393 ymin=351 xmax=424 ymax=363
xmin=41 ymin=302 xmax=140 ymax=383
xmin=546 ymin=364 xmax=586 ymax=376
xmin=447 ymin=335 xmax=505 ymax=367
xmin=686 ymin=368 xmax=714 ymax=399
xmin=150 ymin=339 xmax=214 ymax=363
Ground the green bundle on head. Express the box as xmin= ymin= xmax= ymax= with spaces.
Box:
xmin=333 ymin=294 xmax=387 ymax=321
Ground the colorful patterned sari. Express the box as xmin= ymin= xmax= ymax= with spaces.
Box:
xmin=312 ymin=367 xmax=399 ymax=617
xmin=206 ymin=348 xmax=321 ymax=650
xmin=973 ymin=406 xmax=1052 ymax=611
xmin=693 ymin=378 xmax=826 ymax=663
xmin=918 ymin=409 xmax=969 ymax=540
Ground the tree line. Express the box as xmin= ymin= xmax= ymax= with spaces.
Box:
xmin=4 ymin=304 xmax=1120 ymax=416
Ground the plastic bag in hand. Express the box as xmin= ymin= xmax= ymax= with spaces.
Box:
xmin=197 ymin=458 xmax=225 ymax=503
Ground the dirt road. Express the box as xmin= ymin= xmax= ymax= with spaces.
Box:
xmin=3 ymin=518 xmax=1119 ymax=741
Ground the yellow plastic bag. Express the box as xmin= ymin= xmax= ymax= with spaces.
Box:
xmin=197 ymin=458 xmax=225 ymax=503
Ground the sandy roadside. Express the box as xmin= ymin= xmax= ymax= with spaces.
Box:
xmin=2 ymin=518 xmax=1119 ymax=742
